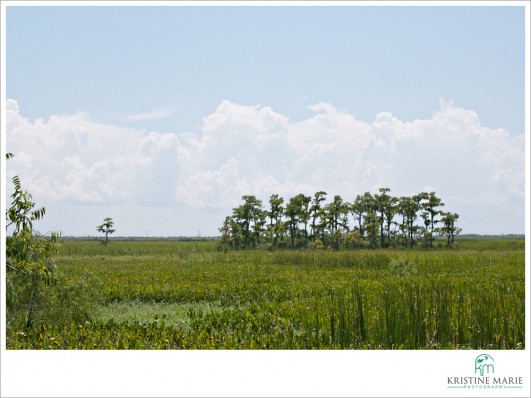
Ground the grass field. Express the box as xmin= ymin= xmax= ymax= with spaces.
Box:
xmin=7 ymin=237 xmax=525 ymax=349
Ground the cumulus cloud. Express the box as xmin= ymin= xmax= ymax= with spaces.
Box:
xmin=6 ymin=99 xmax=180 ymax=206
xmin=5 ymin=98 xmax=525 ymax=234
xmin=174 ymin=99 xmax=524 ymax=233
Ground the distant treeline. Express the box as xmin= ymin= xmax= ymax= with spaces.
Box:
xmin=219 ymin=188 xmax=462 ymax=250
xmin=62 ymin=236 xmax=218 ymax=242
xmin=459 ymin=234 xmax=525 ymax=239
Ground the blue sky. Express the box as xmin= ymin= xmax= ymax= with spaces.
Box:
xmin=4 ymin=3 xmax=528 ymax=236
xmin=7 ymin=6 xmax=525 ymax=133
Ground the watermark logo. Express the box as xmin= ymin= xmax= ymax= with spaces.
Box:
xmin=475 ymin=354 xmax=495 ymax=376
xmin=446 ymin=353 xmax=524 ymax=391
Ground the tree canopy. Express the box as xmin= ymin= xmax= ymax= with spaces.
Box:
xmin=97 ymin=217 xmax=116 ymax=245
xmin=219 ymin=188 xmax=461 ymax=251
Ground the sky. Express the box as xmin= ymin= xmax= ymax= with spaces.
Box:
xmin=3 ymin=3 xmax=528 ymax=237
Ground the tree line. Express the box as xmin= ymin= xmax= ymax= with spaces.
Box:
xmin=219 ymin=188 xmax=462 ymax=250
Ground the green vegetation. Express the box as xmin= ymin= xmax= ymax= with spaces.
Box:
xmin=219 ymin=189 xmax=462 ymax=251
xmin=4 ymin=154 xmax=524 ymax=350
xmin=96 ymin=217 xmax=116 ymax=245
xmin=6 ymin=153 xmax=98 ymax=338
xmin=7 ymin=238 xmax=525 ymax=350
xmin=6 ymin=153 xmax=61 ymax=331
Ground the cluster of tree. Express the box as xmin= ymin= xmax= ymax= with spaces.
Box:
xmin=219 ymin=188 xmax=462 ymax=251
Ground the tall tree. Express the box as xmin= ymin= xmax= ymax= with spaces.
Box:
xmin=323 ymin=195 xmax=348 ymax=250
xmin=309 ymin=191 xmax=327 ymax=241
xmin=252 ymin=208 xmax=268 ymax=245
xmin=285 ymin=195 xmax=301 ymax=249
xmin=398 ymin=195 xmax=418 ymax=247
xmin=420 ymin=192 xmax=445 ymax=248
xmin=298 ymin=194 xmax=312 ymax=244
xmin=350 ymin=192 xmax=374 ymax=239
xmin=232 ymin=195 xmax=263 ymax=248
xmin=267 ymin=194 xmax=285 ymax=246
xmin=229 ymin=217 xmax=244 ymax=250
xmin=383 ymin=192 xmax=399 ymax=248
xmin=218 ymin=216 xmax=233 ymax=249
xmin=364 ymin=211 xmax=380 ymax=249
xmin=283 ymin=194 xmax=311 ymax=249
xmin=268 ymin=194 xmax=284 ymax=227
xmin=97 ymin=217 xmax=116 ymax=245
xmin=375 ymin=188 xmax=389 ymax=248
xmin=439 ymin=212 xmax=462 ymax=247
xmin=374 ymin=188 xmax=398 ymax=248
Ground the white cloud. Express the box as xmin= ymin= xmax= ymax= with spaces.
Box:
xmin=289 ymin=102 xmax=372 ymax=154
xmin=6 ymin=100 xmax=180 ymax=206
xmin=5 ymin=98 xmax=525 ymax=234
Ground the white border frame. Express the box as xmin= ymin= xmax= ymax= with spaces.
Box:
xmin=1 ymin=1 xmax=529 ymax=397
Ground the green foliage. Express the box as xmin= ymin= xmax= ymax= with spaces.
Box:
xmin=439 ymin=212 xmax=462 ymax=247
xmin=6 ymin=176 xmax=45 ymax=233
xmin=7 ymin=239 xmax=524 ymax=350
xmin=5 ymin=155 xmax=99 ymax=334
xmin=97 ymin=217 xmax=115 ymax=245
xmin=221 ymin=189 xmax=459 ymax=251
xmin=5 ymin=164 xmax=61 ymax=329
xmin=6 ymin=268 xmax=101 ymax=336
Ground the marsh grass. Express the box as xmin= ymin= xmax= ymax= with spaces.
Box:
xmin=7 ymin=238 xmax=525 ymax=349
xmin=95 ymin=300 xmax=226 ymax=330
